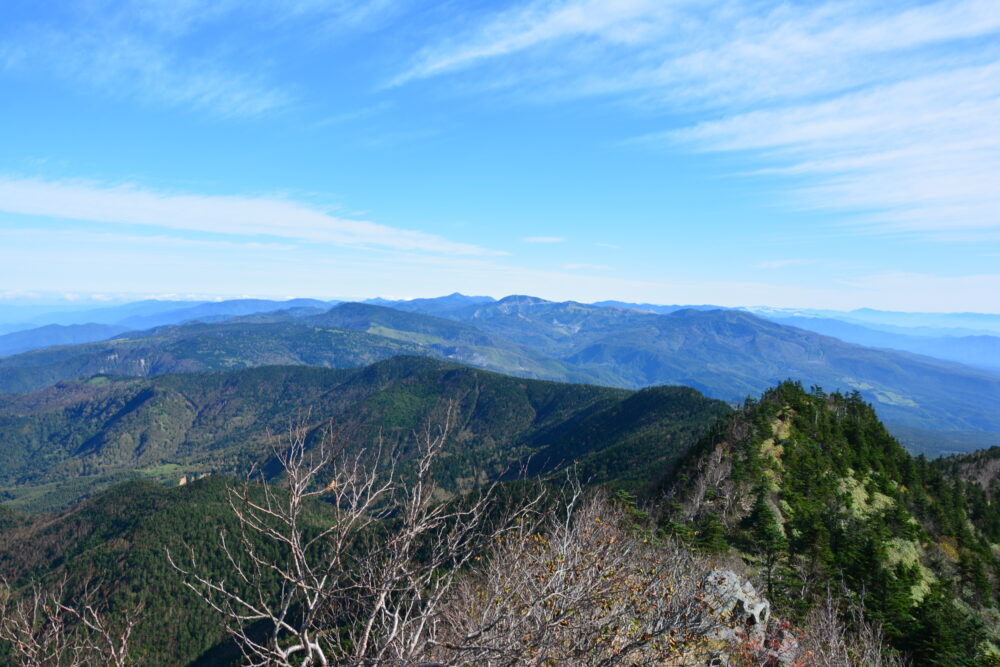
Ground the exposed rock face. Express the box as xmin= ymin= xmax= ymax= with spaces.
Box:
xmin=703 ymin=570 xmax=770 ymax=641
xmin=702 ymin=570 xmax=799 ymax=666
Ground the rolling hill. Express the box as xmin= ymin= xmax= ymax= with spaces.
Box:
xmin=1 ymin=296 xmax=999 ymax=439
xmin=0 ymin=356 xmax=729 ymax=512
xmin=416 ymin=296 xmax=1000 ymax=432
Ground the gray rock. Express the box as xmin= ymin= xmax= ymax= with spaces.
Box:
xmin=702 ymin=569 xmax=770 ymax=641
xmin=701 ymin=570 xmax=800 ymax=666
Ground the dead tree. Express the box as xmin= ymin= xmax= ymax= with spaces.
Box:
xmin=170 ymin=405 xmax=543 ymax=666
xmin=427 ymin=486 xmax=720 ymax=666
xmin=799 ymin=588 xmax=905 ymax=667
xmin=0 ymin=578 xmax=138 ymax=667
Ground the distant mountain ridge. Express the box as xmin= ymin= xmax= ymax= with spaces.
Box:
xmin=0 ymin=297 xmax=339 ymax=342
xmin=0 ymin=323 xmax=131 ymax=357
xmin=1 ymin=295 xmax=998 ymax=443
xmin=398 ymin=296 xmax=1000 ymax=432
xmin=762 ymin=314 xmax=1000 ymax=371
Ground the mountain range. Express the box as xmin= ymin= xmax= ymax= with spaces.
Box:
xmin=1 ymin=295 xmax=999 ymax=452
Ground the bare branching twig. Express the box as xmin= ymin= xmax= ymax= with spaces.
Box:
xmin=0 ymin=578 xmax=139 ymax=667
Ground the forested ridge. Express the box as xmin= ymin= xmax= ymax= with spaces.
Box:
xmin=0 ymin=357 xmax=728 ymax=511
xmin=661 ymin=382 xmax=1000 ymax=663
xmin=1 ymin=369 xmax=999 ymax=664
xmin=2 ymin=298 xmax=999 ymax=440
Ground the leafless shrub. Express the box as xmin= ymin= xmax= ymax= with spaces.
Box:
xmin=169 ymin=404 xmax=543 ymax=666
xmin=0 ymin=577 xmax=138 ymax=666
xmin=426 ymin=484 xmax=722 ymax=666
xmin=798 ymin=588 xmax=905 ymax=667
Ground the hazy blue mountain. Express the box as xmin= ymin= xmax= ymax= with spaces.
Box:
xmin=845 ymin=307 xmax=1000 ymax=333
xmin=0 ymin=298 xmax=338 ymax=332
xmin=363 ymin=292 xmax=495 ymax=316
xmin=0 ymin=303 xmax=116 ymax=326
xmin=117 ymin=297 xmax=335 ymax=329
xmin=0 ymin=300 xmax=199 ymax=335
xmin=766 ymin=315 xmax=1000 ymax=371
xmin=2 ymin=296 xmax=999 ymax=439
xmin=0 ymin=322 xmax=38 ymax=336
xmin=0 ymin=323 xmax=132 ymax=357
xmin=411 ymin=296 xmax=1000 ymax=432
xmin=16 ymin=299 xmax=204 ymax=327
xmin=746 ymin=306 xmax=1000 ymax=336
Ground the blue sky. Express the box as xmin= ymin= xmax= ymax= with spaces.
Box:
xmin=1 ymin=0 xmax=998 ymax=311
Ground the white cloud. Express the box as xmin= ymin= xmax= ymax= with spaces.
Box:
xmin=522 ymin=236 xmax=565 ymax=243
xmin=395 ymin=0 xmax=1000 ymax=239
xmin=0 ymin=178 xmax=500 ymax=256
xmin=0 ymin=1 xmax=402 ymax=116
xmin=0 ymin=291 xmax=42 ymax=301
xmin=0 ymin=227 xmax=299 ymax=252
xmin=391 ymin=0 xmax=669 ymax=86
xmin=837 ymin=272 xmax=1000 ymax=312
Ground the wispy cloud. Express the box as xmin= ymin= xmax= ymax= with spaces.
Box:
xmin=390 ymin=0 xmax=668 ymax=86
xmin=395 ymin=0 xmax=1000 ymax=239
xmin=523 ymin=236 xmax=565 ymax=243
xmin=0 ymin=0 xmax=401 ymax=116
xmin=0 ymin=178 xmax=501 ymax=256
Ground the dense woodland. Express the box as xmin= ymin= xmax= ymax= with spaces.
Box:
xmin=663 ymin=382 xmax=1000 ymax=664
xmin=0 ymin=358 xmax=729 ymax=512
xmin=0 ymin=358 xmax=999 ymax=664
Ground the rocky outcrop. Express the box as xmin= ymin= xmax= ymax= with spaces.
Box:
xmin=702 ymin=570 xmax=799 ymax=666
xmin=704 ymin=570 xmax=771 ymax=641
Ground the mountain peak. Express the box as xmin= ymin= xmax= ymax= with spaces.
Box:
xmin=496 ymin=295 xmax=550 ymax=306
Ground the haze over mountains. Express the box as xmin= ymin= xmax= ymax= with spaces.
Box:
xmin=1 ymin=294 xmax=997 ymax=457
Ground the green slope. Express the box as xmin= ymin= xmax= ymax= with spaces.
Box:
xmin=659 ymin=382 xmax=1000 ymax=664
xmin=303 ymin=302 xmax=595 ymax=382
xmin=441 ymin=297 xmax=1000 ymax=433
xmin=0 ymin=320 xmax=426 ymax=394
xmin=0 ymin=477 xmax=326 ymax=665
xmin=2 ymin=296 xmax=998 ymax=439
xmin=2 ymin=381 xmax=997 ymax=665
xmin=0 ymin=357 xmax=728 ymax=512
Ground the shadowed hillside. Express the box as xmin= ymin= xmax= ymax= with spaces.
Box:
xmin=0 ymin=357 xmax=728 ymax=512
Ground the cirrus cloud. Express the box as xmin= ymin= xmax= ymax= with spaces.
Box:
xmin=394 ymin=0 xmax=1000 ymax=240
xmin=0 ymin=177 xmax=501 ymax=256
